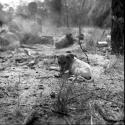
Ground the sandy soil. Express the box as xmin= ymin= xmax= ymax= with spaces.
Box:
xmin=0 ymin=43 xmax=124 ymax=125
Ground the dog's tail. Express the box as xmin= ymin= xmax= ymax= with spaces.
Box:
xmin=77 ymin=76 xmax=94 ymax=83
xmin=68 ymin=75 xmax=94 ymax=83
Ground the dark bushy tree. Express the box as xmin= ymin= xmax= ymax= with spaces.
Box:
xmin=28 ymin=2 xmax=38 ymax=16
xmin=49 ymin=0 xmax=62 ymax=14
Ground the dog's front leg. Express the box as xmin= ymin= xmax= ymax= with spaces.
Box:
xmin=55 ymin=70 xmax=70 ymax=78
xmin=68 ymin=75 xmax=77 ymax=81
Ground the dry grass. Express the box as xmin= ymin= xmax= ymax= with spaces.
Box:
xmin=0 ymin=27 xmax=124 ymax=125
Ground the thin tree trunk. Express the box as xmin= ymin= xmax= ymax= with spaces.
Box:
xmin=64 ymin=0 xmax=69 ymax=27
xmin=78 ymin=0 xmax=90 ymax=64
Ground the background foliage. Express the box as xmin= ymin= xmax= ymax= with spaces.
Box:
xmin=0 ymin=0 xmax=111 ymax=28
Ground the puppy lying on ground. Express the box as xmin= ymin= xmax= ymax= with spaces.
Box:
xmin=57 ymin=53 xmax=94 ymax=82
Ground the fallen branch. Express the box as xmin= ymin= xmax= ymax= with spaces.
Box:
xmin=94 ymin=103 xmax=124 ymax=124
xmin=36 ymin=76 xmax=54 ymax=79
xmin=78 ymin=39 xmax=90 ymax=64
xmin=47 ymin=66 xmax=60 ymax=72
xmin=94 ymin=95 xmax=124 ymax=107
xmin=67 ymin=91 xmax=124 ymax=106
xmin=51 ymin=108 xmax=69 ymax=116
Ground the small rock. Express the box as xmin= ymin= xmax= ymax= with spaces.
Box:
xmin=0 ymin=67 xmax=5 ymax=71
xmin=50 ymin=92 xmax=56 ymax=99
xmin=24 ymin=87 xmax=29 ymax=90
xmin=3 ymin=75 xmax=9 ymax=78
xmin=0 ymin=93 xmax=4 ymax=98
xmin=38 ymin=85 xmax=44 ymax=90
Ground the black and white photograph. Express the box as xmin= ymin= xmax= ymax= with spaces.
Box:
xmin=0 ymin=0 xmax=124 ymax=125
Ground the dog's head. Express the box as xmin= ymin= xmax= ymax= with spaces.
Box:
xmin=65 ymin=53 xmax=75 ymax=63
xmin=57 ymin=53 xmax=76 ymax=72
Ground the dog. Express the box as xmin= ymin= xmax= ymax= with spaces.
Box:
xmin=57 ymin=53 xmax=94 ymax=82
xmin=55 ymin=33 xmax=74 ymax=49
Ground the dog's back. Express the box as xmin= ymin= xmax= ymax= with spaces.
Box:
xmin=71 ymin=57 xmax=93 ymax=81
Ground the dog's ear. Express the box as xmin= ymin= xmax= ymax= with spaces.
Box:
xmin=57 ymin=55 xmax=66 ymax=65
xmin=66 ymin=51 xmax=71 ymax=53
xmin=55 ymin=55 xmax=58 ymax=59
xmin=66 ymin=54 xmax=75 ymax=62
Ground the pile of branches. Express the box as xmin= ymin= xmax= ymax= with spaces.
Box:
xmin=20 ymin=33 xmax=53 ymax=45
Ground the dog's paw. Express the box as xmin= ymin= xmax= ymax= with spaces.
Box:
xmin=54 ymin=74 xmax=62 ymax=78
xmin=68 ymin=75 xmax=76 ymax=81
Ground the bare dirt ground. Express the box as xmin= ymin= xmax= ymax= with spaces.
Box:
xmin=0 ymin=28 xmax=124 ymax=125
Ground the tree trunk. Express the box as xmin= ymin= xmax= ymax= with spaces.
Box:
xmin=64 ymin=0 xmax=69 ymax=27
xmin=111 ymin=0 xmax=124 ymax=54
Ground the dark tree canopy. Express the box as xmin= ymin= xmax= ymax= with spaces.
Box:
xmin=28 ymin=2 xmax=38 ymax=15
xmin=49 ymin=0 xmax=62 ymax=14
